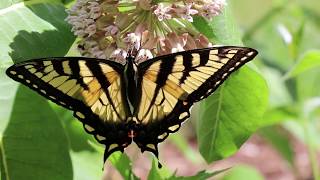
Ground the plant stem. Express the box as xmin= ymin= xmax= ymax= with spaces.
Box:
xmin=302 ymin=120 xmax=320 ymax=180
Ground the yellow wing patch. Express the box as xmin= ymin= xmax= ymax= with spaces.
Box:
xmin=137 ymin=47 xmax=257 ymax=124
xmin=137 ymin=76 xmax=181 ymax=124
xmin=9 ymin=59 xmax=127 ymax=122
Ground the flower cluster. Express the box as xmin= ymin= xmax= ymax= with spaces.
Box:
xmin=66 ymin=0 xmax=226 ymax=63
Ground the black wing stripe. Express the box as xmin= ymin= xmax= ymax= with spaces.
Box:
xmin=6 ymin=57 xmax=133 ymax=162
xmin=69 ymin=60 xmax=88 ymax=89
xmin=179 ymin=53 xmax=193 ymax=84
xmin=69 ymin=59 xmax=80 ymax=76
xmin=52 ymin=60 xmax=65 ymax=75
xmin=188 ymin=48 xmax=257 ymax=102
xmin=86 ymin=61 xmax=123 ymax=121
xmin=199 ymin=50 xmax=210 ymax=66
xmin=139 ymin=56 xmax=176 ymax=120
xmin=155 ymin=58 xmax=176 ymax=86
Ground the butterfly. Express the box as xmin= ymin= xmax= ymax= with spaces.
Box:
xmin=6 ymin=46 xmax=257 ymax=166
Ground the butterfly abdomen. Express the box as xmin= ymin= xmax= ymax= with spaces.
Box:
xmin=124 ymin=56 xmax=141 ymax=115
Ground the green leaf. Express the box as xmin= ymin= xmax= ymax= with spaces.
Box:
xmin=0 ymin=2 xmax=76 ymax=179
xmin=70 ymin=151 xmax=103 ymax=180
xmin=0 ymin=85 xmax=72 ymax=180
xmin=193 ymin=7 xmax=242 ymax=45
xmin=0 ymin=68 xmax=18 ymax=134
xmin=198 ymin=67 xmax=268 ymax=162
xmin=0 ymin=0 xmax=23 ymax=9
xmin=286 ymin=50 xmax=320 ymax=78
xmin=222 ymin=165 xmax=264 ymax=180
xmin=0 ymin=2 xmax=75 ymax=65
xmin=52 ymin=106 xmax=96 ymax=152
xmin=195 ymin=1 xmax=268 ymax=163
xmin=108 ymin=152 xmax=139 ymax=180
xmin=192 ymin=16 xmax=217 ymax=43
xmin=147 ymin=160 xmax=163 ymax=180
xmin=207 ymin=6 xmax=242 ymax=45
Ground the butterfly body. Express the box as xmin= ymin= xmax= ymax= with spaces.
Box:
xmin=6 ymin=46 xmax=258 ymax=164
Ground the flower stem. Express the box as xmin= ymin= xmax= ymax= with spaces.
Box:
xmin=302 ymin=119 xmax=320 ymax=180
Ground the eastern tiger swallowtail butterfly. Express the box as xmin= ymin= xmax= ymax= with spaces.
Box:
xmin=6 ymin=46 xmax=257 ymax=167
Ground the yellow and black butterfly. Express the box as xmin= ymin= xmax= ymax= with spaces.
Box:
xmin=6 ymin=46 xmax=257 ymax=166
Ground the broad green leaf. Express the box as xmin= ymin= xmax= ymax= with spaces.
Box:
xmin=0 ymin=68 xmax=18 ymax=134
xmin=198 ymin=67 xmax=268 ymax=162
xmin=286 ymin=50 xmax=320 ymax=78
xmin=195 ymin=1 xmax=268 ymax=163
xmin=192 ymin=16 xmax=217 ymax=43
xmin=70 ymin=151 xmax=103 ymax=180
xmin=0 ymin=0 xmax=24 ymax=9
xmin=0 ymin=2 xmax=75 ymax=65
xmin=193 ymin=6 xmax=242 ymax=45
xmin=0 ymin=67 xmax=18 ymax=180
xmin=206 ymin=6 xmax=242 ymax=45
xmin=52 ymin=106 xmax=96 ymax=152
xmin=0 ymin=0 xmax=75 ymax=142
xmin=0 ymin=2 xmax=75 ymax=180
xmin=0 ymin=85 xmax=72 ymax=180
xmin=222 ymin=165 xmax=264 ymax=180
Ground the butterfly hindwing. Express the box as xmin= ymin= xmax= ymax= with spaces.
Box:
xmin=6 ymin=57 xmax=132 ymax=160
xmin=134 ymin=46 xmax=258 ymax=155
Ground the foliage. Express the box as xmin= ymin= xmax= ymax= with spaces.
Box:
xmin=0 ymin=0 xmax=319 ymax=179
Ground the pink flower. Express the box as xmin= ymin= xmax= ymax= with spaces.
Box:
xmin=85 ymin=24 xmax=97 ymax=37
xmin=176 ymin=4 xmax=198 ymax=22
xmin=160 ymin=33 xmax=188 ymax=54
xmin=200 ymin=0 xmax=226 ymax=19
xmin=153 ymin=4 xmax=173 ymax=21
xmin=66 ymin=0 xmax=223 ymax=61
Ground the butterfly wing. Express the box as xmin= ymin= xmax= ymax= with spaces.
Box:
xmin=6 ymin=57 xmax=132 ymax=161
xmin=134 ymin=46 xmax=258 ymax=156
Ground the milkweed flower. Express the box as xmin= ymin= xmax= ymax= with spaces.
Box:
xmin=66 ymin=0 xmax=226 ymax=63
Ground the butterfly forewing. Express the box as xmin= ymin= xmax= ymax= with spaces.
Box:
xmin=134 ymin=46 xmax=258 ymax=155
xmin=6 ymin=57 xmax=132 ymax=160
